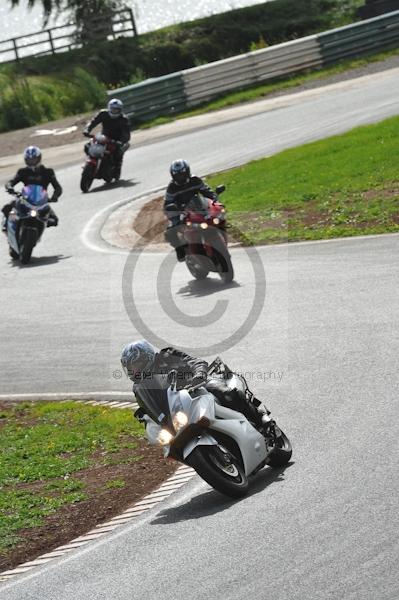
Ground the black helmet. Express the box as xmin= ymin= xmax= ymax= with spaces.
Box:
xmin=170 ymin=159 xmax=190 ymax=186
xmin=24 ymin=146 xmax=42 ymax=169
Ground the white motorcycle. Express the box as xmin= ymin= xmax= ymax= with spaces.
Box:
xmin=136 ymin=357 xmax=292 ymax=498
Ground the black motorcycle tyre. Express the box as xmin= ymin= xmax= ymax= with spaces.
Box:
xmin=186 ymin=257 xmax=209 ymax=280
xmin=19 ymin=228 xmax=36 ymax=264
xmin=216 ymin=249 xmax=234 ymax=284
xmin=187 ymin=444 xmax=249 ymax=498
xmin=9 ymin=245 xmax=19 ymax=260
xmin=266 ymin=427 xmax=292 ymax=467
xmin=81 ymin=164 xmax=95 ymax=193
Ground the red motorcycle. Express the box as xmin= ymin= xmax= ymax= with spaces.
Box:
xmin=178 ymin=185 xmax=234 ymax=283
xmin=80 ymin=133 xmax=125 ymax=193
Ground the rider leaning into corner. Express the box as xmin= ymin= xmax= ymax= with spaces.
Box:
xmin=164 ymin=159 xmax=218 ymax=262
xmin=121 ymin=340 xmax=270 ymax=430
xmin=2 ymin=146 xmax=62 ymax=232
xmin=83 ymin=98 xmax=131 ymax=181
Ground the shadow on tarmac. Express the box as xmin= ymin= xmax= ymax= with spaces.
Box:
xmin=87 ymin=178 xmax=138 ymax=193
xmin=177 ymin=278 xmax=241 ymax=298
xmin=11 ymin=254 xmax=71 ymax=268
xmin=150 ymin=463 xmax=294 ymax=525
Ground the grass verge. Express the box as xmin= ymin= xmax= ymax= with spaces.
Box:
xmin=204 ymin=115 xmax=399 ymax=244
xmin=0 ymin=401 xmax=147 ymax=557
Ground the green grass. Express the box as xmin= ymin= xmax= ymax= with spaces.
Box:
xmin=141 ymin=47 xmax=399 ymax=130
xmin=105 ymin=479 xmax=126 ymax=490
xmin=206 ymin=115 xmax=399 ymax=244
xmin=0 ymin=401 xmax=143 ymax=553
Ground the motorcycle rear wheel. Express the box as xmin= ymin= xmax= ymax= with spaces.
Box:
xmin=81 ymin=164 xmax=95 ymax=193
xmin=19 ymin=228 xmax=36 ymax=264
xmin=266 ymin=427 xmax=292 ymax=467
xmin=187 ymin=444 xmax=249 ymax=498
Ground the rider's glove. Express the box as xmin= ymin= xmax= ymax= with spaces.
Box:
xmin=49 ymin=195 xmax=58 ymax=203
xmin=134 ymin=407 xmax=147 ymax=423
xmin=83 ymin=129 xmax=91 ymax=138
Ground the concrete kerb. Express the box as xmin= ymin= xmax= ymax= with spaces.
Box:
xmin=0 ymin=396 xmax=195 ymax=583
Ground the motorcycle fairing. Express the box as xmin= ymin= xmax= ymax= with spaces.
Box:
xmin=134 ymin=374 xmax=170 ymax=426
xmin=209 ymin=403 xmax=268 ymax=476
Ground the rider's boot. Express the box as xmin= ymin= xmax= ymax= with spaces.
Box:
xmin=114 ymin=161 xmax=122 ymax=182
xmin=47 ymin=217 xmax=58 ymax=227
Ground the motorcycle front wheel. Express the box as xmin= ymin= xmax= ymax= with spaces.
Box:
xmin=80 ymin=164 xmax=95 ymax=193
xmin=19 ymin=228 xmax=36 ymax=264
xmin=216 ymin=250 xmax=234 ymax=284
xmin=185 ymin=255 xmax=209 ymax=280
xmin=266 ymin=427 xmax=292 ymax=467
xmin=187 ymin=444 xmax=248 ymax=498
xmin=9 ymin=245 xmax=19 ymax=260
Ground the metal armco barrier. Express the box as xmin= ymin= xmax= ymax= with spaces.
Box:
xmin=109 ymin=10 xmax=399 ymax=123
xmin=319 ymin=10 xmax=399 ymax=64
xmin=110 ymin=72 xmax=186 ymax=122
xmin=182 ymin=36 xmax=322 ymax=106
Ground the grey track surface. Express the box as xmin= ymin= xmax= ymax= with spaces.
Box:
xmin=1 ymin=69 xmax=399 ymax=599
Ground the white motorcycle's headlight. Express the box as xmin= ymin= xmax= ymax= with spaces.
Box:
xmin=158 ymin=429 xmax=174 ymax=445
xmin=173 ymin=411 xmax=188 ymax=431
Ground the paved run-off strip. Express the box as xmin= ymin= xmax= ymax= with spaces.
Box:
xmin=0 ymin=399 xmax=195 ymax=583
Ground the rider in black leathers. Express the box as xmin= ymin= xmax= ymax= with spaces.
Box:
xmin=83 ymin=98 xmax=131 ymax=180
xmin=2 ymin=146 xmax=62 ymax=231
xmin=121 ymin=340 xmax=268 ymax=428
xmin=164 ymin=159 xmax=217 ymax=261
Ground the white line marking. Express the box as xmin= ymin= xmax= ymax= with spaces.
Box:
xmin=0 ymin=392 xmax=135 ymax=401
xmin=0 ymin=398 xmax=195 ymax=583
xmin=80 ymin=187 xmax=164 ymax=255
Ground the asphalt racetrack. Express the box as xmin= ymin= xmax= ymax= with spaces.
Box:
xmin=0 ymin=68 xmax=398 ymax=599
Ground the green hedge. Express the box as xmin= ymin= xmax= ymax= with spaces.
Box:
xmin=11 ymin=0 xmax=361 ymax=87
xmin=0 ymin=68 xmax=105 ymax=133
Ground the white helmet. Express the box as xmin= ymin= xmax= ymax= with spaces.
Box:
xmin=108 ymin=98 xmax=123 ymax=119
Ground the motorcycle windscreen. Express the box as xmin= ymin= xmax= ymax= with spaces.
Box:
xmin=186 ymin=194 xmax=209 ymax=217
xmin=22 ymin=185 xmax=48 ymax=207
xmin=134 ymin=374 xmax=171 ymax=425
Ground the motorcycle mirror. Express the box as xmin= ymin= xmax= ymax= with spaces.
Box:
xmin=216 ymin=185 xmax=225 ymax=195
